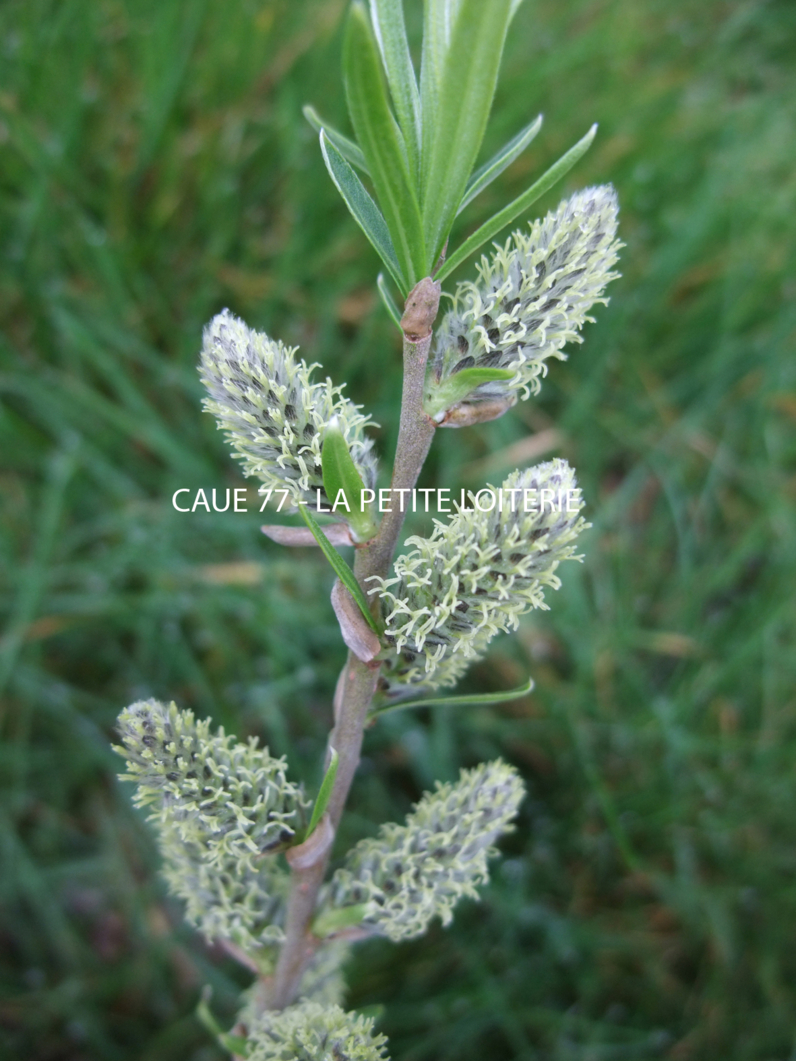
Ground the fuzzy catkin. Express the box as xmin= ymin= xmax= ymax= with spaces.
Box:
xmin=159 ymin=819 xmax=288 ymax=950
xmin=329 ymin=760 xmax=524 ymax=942
xmin=200 ymin=309 xmax=377 ymax=508
xmin=116 ymin=699 xmax=307 ymax=870
xmin=115 ymin=700 xmax=306 ymax=951
xmin=374 ymin=459 xmax=588 ymax=695
xmin=426 ymin=185 xmax=621 ymax=417
xmin=245 ymin=1001 xmax=389 ymax=1061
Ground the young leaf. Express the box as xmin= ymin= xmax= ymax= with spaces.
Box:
xmin=322 ymin=420 xmax=378 ymax=542
xmin=370 ymin=677 xmax=535 ymax=718
xmin=344 ymin=2 xmax=425 ymax=288
xmin=320 ymin=131 xmax=405 ymax=291
xmin=424 ymin=366 xmax=516 ymax=417
xmin=196 ymin=989 xmax=249 ymax=1055
xmin=458 ymin=113 xmax=543 ymax=214
xmin=368 ymin=0 xmax=421 ymax=180
xmin=312 ymin=903 xmax=369 ymax=938
xmin=419 ymin=0 xmax=453 ymax=162
xmin=298 ymin=503 xmax=382 ymax=635
xmin=303 ymin=104 xmax=368 ymax=174
xmin=304 ymin=748 xmax=339 ymax=842
xmin=377 ymin=271 xmax=402 ymax=329
xmin=436 ymin=123 xmax=598 ymax=282
xmin=421 ymin=0 xmax=513 ymax=263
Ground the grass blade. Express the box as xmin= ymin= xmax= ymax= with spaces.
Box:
xmin=320 ymin=130 xmax=405 ymax=290
xmin=344 ymin=2 xmax=425 ymax=290
xmin=436 ymin=123 xmax=597 ymax=282
xmin=421 ymin=0 xmax=513 ymax=262
xmin=370 ymin=677 xmax=534 ymax=717
xmin=458 ymin=113 xmax=543 ymax=214
xmin=369 ymin=0 xmax=421 ymax=180
xmin=303 ymin=104 xmax=368 ymax=173
xmin=298 ymin=503 xmax=382 ymax=634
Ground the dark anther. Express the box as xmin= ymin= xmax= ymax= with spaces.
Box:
xmin=457 ymin=334 xmax=469 ymax=353
xmin=487 ymin=328 xmax=500 ymax=343
xmin=453 ymin=355 xmax=475 ymax=373
xmin=284 ymin=404 xmax=297 ymax=421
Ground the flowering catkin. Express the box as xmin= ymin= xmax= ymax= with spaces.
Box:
xmin=374 ymin=459 xmax=588 ymax=694
xmin=116 ymin=699 xmax=307 ymax=869
xmin=245 ymin=1001 xmax=389 ymax=1061
xmin=115 ymin=700 xmax=306 ymax=950
xmin=329 ymin=760 xmax=524 ymax=942
xmin=200 ymin=309 xmax=377 ymax=508
xmin=159 ymin=819 xmax=288 ymax=950
xmin=425 ymin=185 xmax=621 ymax=421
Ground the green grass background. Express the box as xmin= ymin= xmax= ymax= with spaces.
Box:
xmin=1 ymin=0 xmax=795 ymax=1057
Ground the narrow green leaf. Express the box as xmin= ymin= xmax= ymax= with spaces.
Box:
xmin=304 ymin=748 xmax=339 ymax=841
xmin=369 ymin=0 xmax=421 ymax=180
xmin=458 ymin=113 xmax=543 ymax=215
xmin=344 ymin=2 xmax=425 ymax=289
xmin=370 ymin=677 xmax=535 ymax=718
xmin=313 ymin=903 xmax=369 ymax=938
xmin=436 ymin=124 xmax=598 ymax=282
xmin=425 ymin=367 xmax=516 ymax=417
xmin=419 ymin=0 xmax=453 ymax=161
xmin=303 ymin=104 xmax=368 ymax=174
xmin=320 ymin=131 xmax=405 ymax=291
xmin=298 ymin=503 xmax=382 ymax=635
xmin=377 ymin=272 xmax=402 ymax=329
xmin=421 ymin=0 xmax=513 ymax=262
xmin=322 ymin=421 xmax=378 ymax=542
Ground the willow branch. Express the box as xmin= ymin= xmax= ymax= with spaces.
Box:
xmin=270 ymin=279 xmax=440 ymax=1010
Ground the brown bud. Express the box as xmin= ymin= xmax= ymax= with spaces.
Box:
xmin=286 ymin=813 xmax=334 ymax=871
xmin=261 ymin=523 xmax=355 ymax=547
xmin=437 ymin=395 xmax=517 ymax=427
xmin=330 ymin=579 xmax=381 ymax=663
xmin=400 ymin=277 xmax=442 ymax=341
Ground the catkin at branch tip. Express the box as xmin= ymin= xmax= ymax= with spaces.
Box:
xmin=427 ymin=185 xmax=621 ymax=418
xmin=199 ymin=308 xmax=378 ymax=509
xmin=373 ymin=458 xmax=589 ymax=697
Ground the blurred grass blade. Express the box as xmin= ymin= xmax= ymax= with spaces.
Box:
xmin=458 ymin=113 xmax=543 ymax=215
xmin=370 ymin=677 xmax=535 ymax=717
xmin=344 ymin=2 xmax=425 ymax=289
xmin=421 ymin=0 xmax=512 ymax=262
xmin=321 ymin=421 xmax=378 ymax=542
xmin=377 ymin=272 xmax=402 ymax=328
xmin=298 ymin=503 xmax=381 ymax=634
xmin=369 ymin=0 xmax=421 ymax=179
xmin=304 ymin=104 xmax=368 ymax=173
xmin=437 ymin=124 xmax=598 ymax=281
xmin=425 ymin=367 xmax=515 ymax=415
xmin=304 ymin=748 xmax=339 ymax=841
xmin=320 ymin=131 xmax=405 ymax=290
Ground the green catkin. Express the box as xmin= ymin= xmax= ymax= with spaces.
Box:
xmin=115 ymin=700 xmax=307 ymax=950
xmin=245 ymin=1001 xmax=389 ymax=1061
xmin=426 ymin=185 xmax=621 ymax=418
xmin=374 ymin=458 xmax=588 ymax=696
xmin=199 ymin=309 xmax=378 ymax=508
xmin=329 ymin=760 xmax=524 ymax=942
